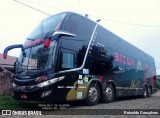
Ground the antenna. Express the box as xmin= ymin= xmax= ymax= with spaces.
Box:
xmin=96 ymin=19 xmax=101 ymax=22
xmin=85 ymin=14 xmax=88 ymax=18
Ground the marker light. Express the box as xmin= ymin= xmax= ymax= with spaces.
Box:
xmin=3 ymin=54 xmax=7 ymax=59
xmin=43 ymin=38 xmax=51 ymax=48
xmin=35 ymin=76 xmax=48 ymax=83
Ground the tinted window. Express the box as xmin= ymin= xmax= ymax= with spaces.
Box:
xmin=43 ymin=13 xmax=66 ymax=34
xmin=16 ymin=41 xmax=56 ymax=73
xmin=65 ymin=14 xmax=95 ymax=44
xmin=96 ymin=26 xmax=119 ymax=48
xmin=62 ymin=53 xmax=74 ymax=69
xmin=27 ymin=13 xmax=66 ymax=39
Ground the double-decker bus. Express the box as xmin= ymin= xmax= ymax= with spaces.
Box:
xmin=3 ymin=12 xmax=157 ymax=105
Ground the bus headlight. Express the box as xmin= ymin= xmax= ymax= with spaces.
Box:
xmin=37 ymin=81 xmax=49 ymax=88
xmin=37 ymin=78 xmax=59 ymax=88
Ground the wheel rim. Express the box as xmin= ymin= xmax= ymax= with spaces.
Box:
xmin=89 ymin=87 xmax=98 ymax=101
xmin=148 ymin=88 xmax=151 ymax=95
xmin=105 ymin=86 xmax=113 ymax=99
xmin=144 ymin=88 xmax=147 ymax=97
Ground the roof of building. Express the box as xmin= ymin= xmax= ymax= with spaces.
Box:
xmin=0 ymin=53 xmax=17 ymax=69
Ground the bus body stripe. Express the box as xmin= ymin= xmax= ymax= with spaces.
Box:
xmin=58 ymin=86 xmax=86 ymax=88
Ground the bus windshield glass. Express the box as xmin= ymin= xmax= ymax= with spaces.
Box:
xmin=16 ymin=41 xmax=56 ymax=73
xmin=27 ymin=13 xmax=66 ymax=40
xmin=15 ymin=13 xmax=66 ymax=74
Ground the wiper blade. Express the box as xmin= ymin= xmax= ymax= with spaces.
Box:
xmin=29 ymin=68 xmax=45 ymax=73
xmin=28 ymin=68 xmax=43 ymax=71
xmin=17 ymin=70 xmax=25 ymax=74
xmin=28 ymin=68 xmax=52 ymax=74
xmin=28 ymin=68 xmax=41 ymax=70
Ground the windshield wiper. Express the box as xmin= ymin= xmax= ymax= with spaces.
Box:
xmin=28 ymin=68 xmax=43 ymax=71
xmin=28 ymin=68 xmax=44 ymax=73
xmin=28 ymin=68 xmax=53 ymax=74
xmin=17 ymin=70 xmax=25 ymax=74
xmin=26 ymin=68 xmax=43 ymax=75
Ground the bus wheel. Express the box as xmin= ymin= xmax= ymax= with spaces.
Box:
xmin=143 ymin=86 xmax=148 ymax=98
xmin=147 ymin=86 xmax=152 ymax=97
xmin=102 ymin=84 xmax=114 ymax=103
xmin=84 ymin=83 xmax=100 ymax=106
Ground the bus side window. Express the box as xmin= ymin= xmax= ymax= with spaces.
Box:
xmin=62 ymin=53 xmax=75 ymax=69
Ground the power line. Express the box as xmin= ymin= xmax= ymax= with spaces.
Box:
xmin=24 ymin=0 xmax=64 ymax=12
xmin=14 ymin=0 xmax=160 ymax=28
xmin=90 ymin=15 xmax=160 ymax=28
xmin=13 ymin=0 xmax=51 ymax=16
xmin=76 ymin=0 xmax=83 ymax=15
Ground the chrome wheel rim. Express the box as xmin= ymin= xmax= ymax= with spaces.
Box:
xmin=89 ymin=87 xmax=98 ymax=101
xmin=105 ymin=87 xmax=112 ymax=99
xmin=144 ymin=88 xmax=147 ymax=97
xmin=148 ymin=88 xmax=151 ymax=95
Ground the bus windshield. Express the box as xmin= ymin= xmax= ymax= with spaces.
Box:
xmin=15 ymin=13 xmax=66 ymax=74
xmin=27 ymin=13 xmax=66 ymax=40
xmin=16 ymin=41 xmax=56 ymax=74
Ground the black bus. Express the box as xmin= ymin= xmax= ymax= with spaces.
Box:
xmin=3 ymin=12 xmax=157 ymax=105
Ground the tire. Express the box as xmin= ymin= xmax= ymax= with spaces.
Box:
xmin=102 ymin=84 xmax=115 ymax=103
xmin=147 ymin=86 xmax=152 ymax=97
xmin=84 ymin=83 xmax=100 ymax=106
xmin=143 ymin=86 xmax=148 ymax=98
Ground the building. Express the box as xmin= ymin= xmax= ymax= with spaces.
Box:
xmin=157 ymin=75 xmax=160 ymax=89
xmin=0 ymin=53 xmax=17 ymax=95
xmin=0 ymin=53 xmax=17 ymax=72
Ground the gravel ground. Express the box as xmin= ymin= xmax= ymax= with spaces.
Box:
xmin=1 ymin=91 xmax=160 ymax=118
xmin=72 ymin=91 xmax=160 ymax=109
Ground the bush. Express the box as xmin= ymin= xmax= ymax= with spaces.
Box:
xmin=157 ymin=82 xmax=160 ymax=90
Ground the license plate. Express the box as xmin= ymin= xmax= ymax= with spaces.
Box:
xmin=21 ymin=94 xmax=28 ymax=99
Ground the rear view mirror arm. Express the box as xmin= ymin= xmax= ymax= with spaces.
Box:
xmin=52 ymin=30 xmax=76 ymax=39
xmin=3 ymin=44 xmax=24 ymax=59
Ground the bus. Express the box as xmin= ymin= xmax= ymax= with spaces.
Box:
xmin=3 ymin=12 xmax=157 ymax=105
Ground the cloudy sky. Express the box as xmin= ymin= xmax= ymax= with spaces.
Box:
xmin=0 ymin=0 xmax=160 ymax=74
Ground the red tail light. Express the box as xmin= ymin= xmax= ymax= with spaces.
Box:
xmin=43 ymin=38 xmax=51 ymax=48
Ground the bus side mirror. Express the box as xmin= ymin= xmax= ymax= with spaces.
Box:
xmin=3 ymin=44 xmax=25 ymax=59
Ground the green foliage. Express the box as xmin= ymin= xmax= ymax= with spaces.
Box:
xmin=156 ymin=81 xmax=160 ymax=90
xmin=0 ymin=95 xmax=40 ymax=109
xmin=0 ymin=96 xmax=17 ymax=109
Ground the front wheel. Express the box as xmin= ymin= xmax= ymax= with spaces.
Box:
xmin=102 ymin=84 xmax=115 ymax=103
xmin=84 ymin=83 xmax=100 ymax=106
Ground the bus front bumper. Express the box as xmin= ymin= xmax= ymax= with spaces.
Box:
xmin=13 ymin=78 xmax=59 ymax=101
